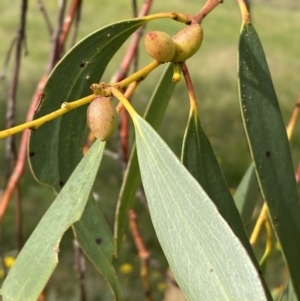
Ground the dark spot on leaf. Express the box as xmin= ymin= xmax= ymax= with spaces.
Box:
xmin=79 ymin=61 xmax=86 ymax=68
xmin=258 ymin=270 xmax=262 ymax=275
xmin=210 ymin=268 xmax=213 ymax=272
xmin=59 ymin=181 xmax=64 ymax=188
xmin=95 ymin=238 xmax=102 ymax=245
xmin=265 ymin=151 xmax=271 ymax=158
xmin=42 ymin=144 xmax=46 ymax=148
xmin=29 ymin=152 xmax=35 ymax=157
xmin=145 ymin=291 xmax=151 ymax=297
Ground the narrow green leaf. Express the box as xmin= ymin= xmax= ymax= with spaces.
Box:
xmin=238 ymin=23 xmax=300 ymax=298
xmin=182 ymin=109 xmax=272 ymax=299
xmin=2 ymin=140 xmax=105 ymax=301
xmin=73 ymin=196 xmax=121 ymax=300
xmin=29 ymin=18 xmax=146 ymax=191
xmin=114 ymin=63 xmax=175 ymax=254
xmin=234 ymin=163 xmax=259 ymax=233
xmin=132 ymin=114 xmax=267 ymax=301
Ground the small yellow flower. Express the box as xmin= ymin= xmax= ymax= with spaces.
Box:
xmin=119 ymin=263 xmax=133 ymax=274
xmin=157 ymin=281 xmax=167 ymax=292
xmin=4 ymin=256 xmax=15 ymax=269
xmin=0 ymin=268 xmax=5 ymax=279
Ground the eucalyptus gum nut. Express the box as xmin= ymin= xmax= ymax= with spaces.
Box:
xmin=144 ymin=31 xmax=175 ymax=62
xmin=172 ymin=23 xmax=203 ymax=62
xmin=87 ymin=97 xmax=118 ymax=141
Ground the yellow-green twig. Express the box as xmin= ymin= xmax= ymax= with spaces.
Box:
xmin=116 ymin=81 xmax=140 ymax=113
xmin=259 ymin=217 xmax=273 ymax=269
xmin=0 ymin=94 xmax=94 ymax=139
xmin=111 ymin=60 xmax=161 ymax=89
xmin=111 ymin=87 xmax=137 ymax=121
xmin=143 ymin=12 xmax=193 ymax=24
xmin=250 ymin=203 xmax=268 ymax=245
xmin=236 ymin=0 xmax=251 ymax=24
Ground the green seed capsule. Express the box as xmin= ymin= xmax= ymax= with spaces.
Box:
xmin=87 ymin=97 xmax=118 ymax=141
xmin=172 ymin=23 xmax=203 ymax=62
xmin=144 ymin=31 xmax=176 ymax=62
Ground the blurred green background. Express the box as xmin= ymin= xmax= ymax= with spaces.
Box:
xmin=0 ymin=0 xmax=299 ymax=300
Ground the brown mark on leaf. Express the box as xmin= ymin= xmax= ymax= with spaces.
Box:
xmin=29 ymin=152 xmax=35 ymax=157
xmin=265 ymin=151 xmax=271 ymax=158
xmin=35 ymin=93 xmax=46 ymax=113
xmin=95 ymin=238 xmax=102 ymax=245
xmin=59 ymin=181 xmax=64 ymax=188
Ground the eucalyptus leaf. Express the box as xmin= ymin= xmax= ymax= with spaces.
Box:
xmin=132 ymin=113 xmax=267 ymax=301
xmin=73 ymin=196 xmax=121 ymax=300
xmin=238 ymin=22 xmax=300 ymax=298
xmin=2 ymin=140 xmax=105 ymax=301
xmin=29 ymin=18 xmax=146 ymax=191
xmin=114 ymin=63 xmax=175 ymax=254
xmin=182 ymin=108 xmax=272 ymax=299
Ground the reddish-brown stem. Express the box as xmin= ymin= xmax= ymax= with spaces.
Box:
xmin=0 ymin=0 xmax=82 ymax=223
xmin=5 ymin=0 xmax=28 ymax=182
xmin=83 ymin=0 xmax=153 ymax=153
xmin=0 ymin=76 xmax=47 ymax=223
xmin=180 ymin=62 xmax=198 ymax=111
xmin=47 ymin=0 xmax=67 ymax=74
xmin=129 ymin=210 xmax=154 ymax=301
xmin=192 ymin=0 xmax=223 ymax=24
xmin=286 ymin=94 xmax=300 ymax=140
xmin=73 ymin=240 xmax=87 ymax=301
xmin=58 ymin=0 xmax=82 ymax=53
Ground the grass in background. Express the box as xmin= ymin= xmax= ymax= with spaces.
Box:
xmin=0 ymin=1 xmax=299 ymax=300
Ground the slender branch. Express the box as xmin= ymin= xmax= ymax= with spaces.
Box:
xmin=59 ymin=0 xmax=82 ymax=52
xmin=129 ymin=210 xmax=154 ymax=301
xmin=143 ymin=12 xmax=193 ymax=24
xmin=47 ymin=0 xmax=67 ymax=73
xmin=0 ymin=38 xmax=17 ymax=79
xmin=36 ymin=0 xmax=54 ymax=36
xmin=259 ymin=217 xmax=273 ymax=269
xmin=286 ymin=94 xmax=300 ymax=140
xmin=250 ymin=203 xmax=268 ymax=245
xmin=118 ymin=81 xmax=140 ymax=162
xmin=236 ymin=0 xmax=251 ymax=24
xmin=5 ymin=0 xmax=28 ymax=181
xmin=73 ymin=240 xmax=87 ymax=301
xmin=69 ymin=0 xmax=82 ymax=48
xmin=112 ymin=60 xmax=161 ymax=89
xmin=0 ymin=0 xmax=83 ymax=225
xmin=0 ymin=94 xmax=94 ymax=139
xmin=180 ymin=62 xmax=198 ymax=111
xmin=192 ymin=0 xmax=223 ymax=24
xmin=0 ymin=76 xmax=47 ymax=223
